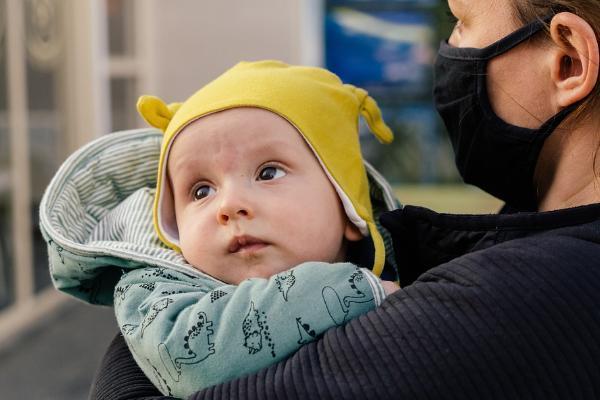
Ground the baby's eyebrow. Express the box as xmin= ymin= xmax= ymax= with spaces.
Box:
xmin=167 ymin=156 xmax=204 ymax=193
xmin=170 ymin=154 xmax=199 ymax=171
xmin=249 ymin=137 xmax=299 ymax=151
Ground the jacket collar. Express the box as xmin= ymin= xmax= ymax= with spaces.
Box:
xmin=380 ymin=202 xmax=600 ymax=286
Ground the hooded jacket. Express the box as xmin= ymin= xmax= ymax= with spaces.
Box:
xmin=39 ymin=128 xmax=400 ymax=399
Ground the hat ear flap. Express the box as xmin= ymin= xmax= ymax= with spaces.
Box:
xmin=360 ymin=95 xmax=394 ymax=144
xmin=347 ymin=85 xmax=394 ymax=144
xmin=167 ymin=102 xmax=182 ymax=116
xmin=136 ymin=95 xmax=180 ymax=133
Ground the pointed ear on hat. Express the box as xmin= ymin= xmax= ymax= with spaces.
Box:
xmin=136 ymin=95 xmax=182 ymax=133
xmin=346 ymin=85 xmax=394 ymax=144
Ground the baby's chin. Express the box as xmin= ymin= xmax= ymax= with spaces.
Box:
xmin=190 ymin=258 xmax=303 ymax=285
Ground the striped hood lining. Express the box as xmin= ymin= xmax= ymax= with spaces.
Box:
xmin=39 ymin=128 xmax=399 ymax=305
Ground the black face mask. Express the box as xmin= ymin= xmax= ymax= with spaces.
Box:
xmin=433 ymin=16 xmax=577 ymax=210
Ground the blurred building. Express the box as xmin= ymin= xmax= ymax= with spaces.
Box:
xmin=0 ymin=0 xmax=330 ymax=343
xmin=1 ymin=0 xmax=483 ymax=344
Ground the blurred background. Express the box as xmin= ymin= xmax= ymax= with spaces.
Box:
xmin=0 ymin=0 xmax=502 ymax=398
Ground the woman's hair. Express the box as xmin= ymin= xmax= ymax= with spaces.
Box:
xmin=512 ymin=0 xmax=600 ymax=173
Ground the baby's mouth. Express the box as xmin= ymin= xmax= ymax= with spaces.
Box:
xmin=228 ymin=235 xmax=269 ymax=254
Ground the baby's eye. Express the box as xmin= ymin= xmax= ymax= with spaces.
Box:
xmin=193 ymin=185 xmax=215 ymax=200
xmin=258 ymin=166 xmax=286 ymax=181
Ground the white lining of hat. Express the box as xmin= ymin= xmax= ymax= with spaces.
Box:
xmin=157 ymin=134 xmax=180 ymax=246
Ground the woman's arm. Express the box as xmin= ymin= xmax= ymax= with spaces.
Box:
xmin=93 ymin=234 xmax=600 ymax=399
xmin=89 ymin=333 xmax=175 ymax=400
xmin=187 ymin=235 xmax=600 ymax=399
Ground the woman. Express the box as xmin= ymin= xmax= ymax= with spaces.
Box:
xmin=90 ymin=0 xmax=600 ymax=398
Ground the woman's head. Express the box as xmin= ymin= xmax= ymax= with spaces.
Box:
xmin=441 ymin=0 xmax=600 ymax=209
xmin=511 ymin=0 xmax=600 ymax=127
xmin=447 ymin=0 xmax=598 ymax=128
xmin=511 ymin=0 xmax=600 ymax=200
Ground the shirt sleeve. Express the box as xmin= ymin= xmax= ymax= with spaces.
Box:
xmin=114 ymin=262 xmax=385 ymax=399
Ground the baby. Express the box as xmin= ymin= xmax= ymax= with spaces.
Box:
xmin=115 ymin=60 xmax=399 ymax=398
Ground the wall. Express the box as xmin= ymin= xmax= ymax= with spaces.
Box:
xmin=146 ymin=0 xmax=313 ymax=103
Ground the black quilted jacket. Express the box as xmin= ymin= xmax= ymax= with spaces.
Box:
xmin=90 ymin=203 xmax=600 ymax=400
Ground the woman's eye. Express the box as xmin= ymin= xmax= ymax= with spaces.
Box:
xmin=258 ymin=166 xmax=286 ymax=181
xmin=193 ymin=185 xmax=215 ymax=200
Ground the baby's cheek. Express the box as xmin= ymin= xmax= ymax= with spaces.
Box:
xmin=180 ymin=236 xmax=208 ymax=268
xmin=183 ymin=248 xmax=225 ymax=281
xmin=294 ymin=231 xmax=344 ymax=263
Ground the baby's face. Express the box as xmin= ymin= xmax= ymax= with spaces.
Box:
xmin=168 ymin=107 xmax=361 ymax=284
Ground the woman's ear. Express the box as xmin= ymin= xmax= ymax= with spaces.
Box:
xmin=550 ymin=12 xmax=599 ymax=107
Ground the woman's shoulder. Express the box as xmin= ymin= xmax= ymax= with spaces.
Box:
xmin=407 ymin=220 xmax=600 ymax=308
xmin=382 ymin=203 xmax=600 ymax=286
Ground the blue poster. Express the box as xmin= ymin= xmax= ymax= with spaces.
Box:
xmin=326 ymin=8 xmax=435 ymax=94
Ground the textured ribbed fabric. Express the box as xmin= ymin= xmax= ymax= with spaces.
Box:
xmin=89 ymin=334 xmax=177 ymax=400
xmin=90 ymin=203 xmax=600 ymax=400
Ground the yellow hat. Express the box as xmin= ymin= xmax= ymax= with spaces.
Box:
xmin=137 ymin=60 xmax=393 ymax=276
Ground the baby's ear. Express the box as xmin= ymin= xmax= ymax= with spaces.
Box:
xmin=136 ymin=95 xmax=182 ymax=132
xmin=344 ymin=221 xmax=363 ymax=242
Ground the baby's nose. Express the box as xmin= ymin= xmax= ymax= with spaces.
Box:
xmin=218 ymin=207 xmax=251 ymax=224
xmin=217 ymin=190 xmax=254 ymax=225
